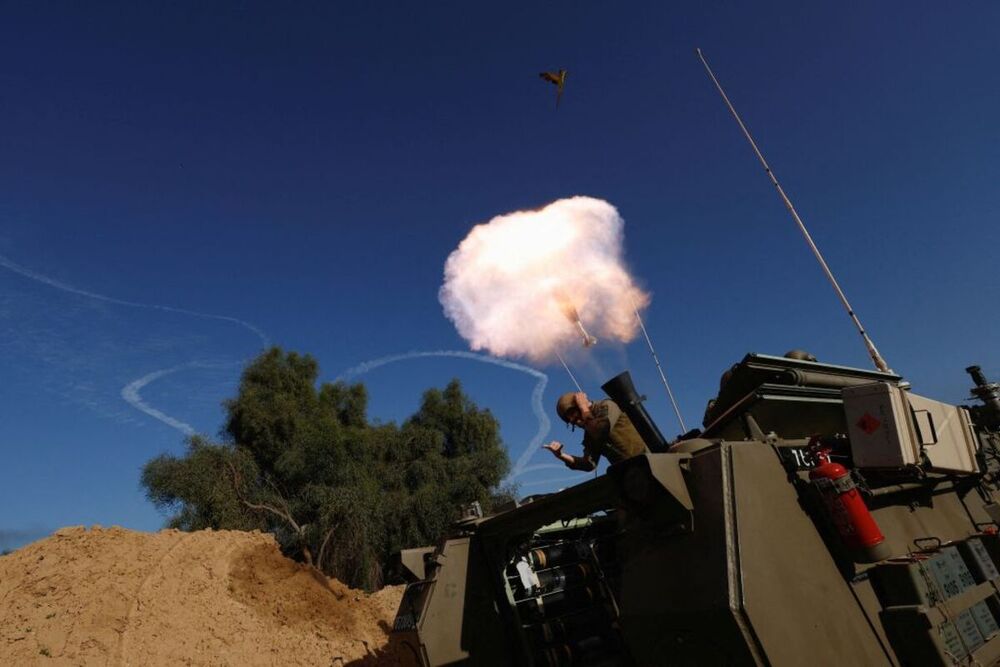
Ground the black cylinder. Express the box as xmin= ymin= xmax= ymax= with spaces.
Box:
xmin=967 ymin=365 xmax=1000 ymax=427
xmin=528 ymin=543 xmax=587 ymax=570
xmin=525 ymin=605 xmax=610 ymax=645
xmin=535 ymin=562 xmax=594 ymax=592
xmin=521 ymin=586 xmax=597 ymax=620
xmin=968 ymin=365 xmax=990 ymax=386
xmin=601 ymin=371 xmax=668 ymax=453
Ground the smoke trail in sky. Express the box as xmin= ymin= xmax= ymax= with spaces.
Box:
xmin=120 ymin=361 xmax=238 ymax=435
xmin=0 ymin=253 xmax=267 ymax=434
xmin=0 ymin=254 xmax=269 ymax=346
xmin=337 ymin=350 xmax=551 ymax=482
xmin=439 ymin=197 xmax=649 ymax=363
xmin=121 ymin=365 xmax=198 ymax=435
xmin=518 ymin=476 xmax=582 ymax=489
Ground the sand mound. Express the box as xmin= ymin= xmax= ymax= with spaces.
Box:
xmin=0 ymin=526 xmax=415 ymax=666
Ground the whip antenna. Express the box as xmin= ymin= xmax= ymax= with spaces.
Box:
xmin=555 ymin=350 xmax=584 ymax=393
xmin=632 ymin=302 xmax=687 ymax=432
xmin=696 ymin=48 xmax=893 ymax=374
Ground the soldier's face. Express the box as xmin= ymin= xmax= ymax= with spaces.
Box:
xmin=562 ymin=407 xmax=584 ymax=427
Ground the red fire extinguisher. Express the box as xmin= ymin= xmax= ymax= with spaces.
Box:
xmin=809 ymin=440 xmax=890 ymax=562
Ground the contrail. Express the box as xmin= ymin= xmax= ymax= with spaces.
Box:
xmin=121 ymin=361 xmax=237 ymax=435
xmin=509 ymin=463 xmax=566 ymax=475
xmin=337 ymin=350 xmax=551 ymax=482
xmin=0 ymin=254 xmax=269 ymax=346
xmin=0 ymin=253 xmax=268 ymax=433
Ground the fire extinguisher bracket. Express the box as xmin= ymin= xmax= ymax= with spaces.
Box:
xmin=810 ymin=454 xmax=889 ymax=563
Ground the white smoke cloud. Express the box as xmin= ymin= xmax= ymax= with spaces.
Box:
xmin=440 ymin=196 xmax=650 ymax=363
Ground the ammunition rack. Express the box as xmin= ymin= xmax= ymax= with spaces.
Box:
xmin=503 ymin=519 xmax=631 ymax=667
xmin=870 ymin=535 xmax=1000 ymax=665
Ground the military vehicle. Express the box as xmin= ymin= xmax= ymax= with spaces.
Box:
xmin=391 ymin=358 xmax=1000 ymax=666
xmin=390 ymin=51 xmax=1000 ymax=666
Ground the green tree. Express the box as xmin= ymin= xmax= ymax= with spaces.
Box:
xmin=141 ymin=437 xmax=263 ymax=532
xmin=141 ymin=347 xmax=510 ymax=589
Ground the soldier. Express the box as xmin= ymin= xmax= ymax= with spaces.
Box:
xmin=543 ymin=391 xmax=647 ymax=472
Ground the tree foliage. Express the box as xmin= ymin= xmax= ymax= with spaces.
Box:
xmin=141 ymin=347 xmax=510 ymax=589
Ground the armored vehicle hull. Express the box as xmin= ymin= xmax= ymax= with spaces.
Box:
xmin=392 ymin=353 xmax=1000 ymax=666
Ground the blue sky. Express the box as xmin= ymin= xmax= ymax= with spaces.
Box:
xmin=2 ymin=2 xmax=999 ymax=550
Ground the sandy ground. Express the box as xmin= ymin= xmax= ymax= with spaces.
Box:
xmin=0 ymin=526 xmax=416 ymax=666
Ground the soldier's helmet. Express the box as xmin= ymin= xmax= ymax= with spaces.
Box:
xmin=555 ymin=392 xmax=578 ymax=423
xmin=784 ymin=349 xmax=818 ymax=362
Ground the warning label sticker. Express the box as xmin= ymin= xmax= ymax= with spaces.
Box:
xmin=857 ymin=413 xmax=881 ymax=435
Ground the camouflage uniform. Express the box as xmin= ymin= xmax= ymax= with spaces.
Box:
xmin=582 ymin=399 xmax=647 ymax=465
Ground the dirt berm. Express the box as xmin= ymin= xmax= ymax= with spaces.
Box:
xmin=0 ymin=526 xmax=418 ymax=666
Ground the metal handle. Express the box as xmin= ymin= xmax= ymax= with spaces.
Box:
xmin=912 ymin=409 xmax=938 ymax=445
